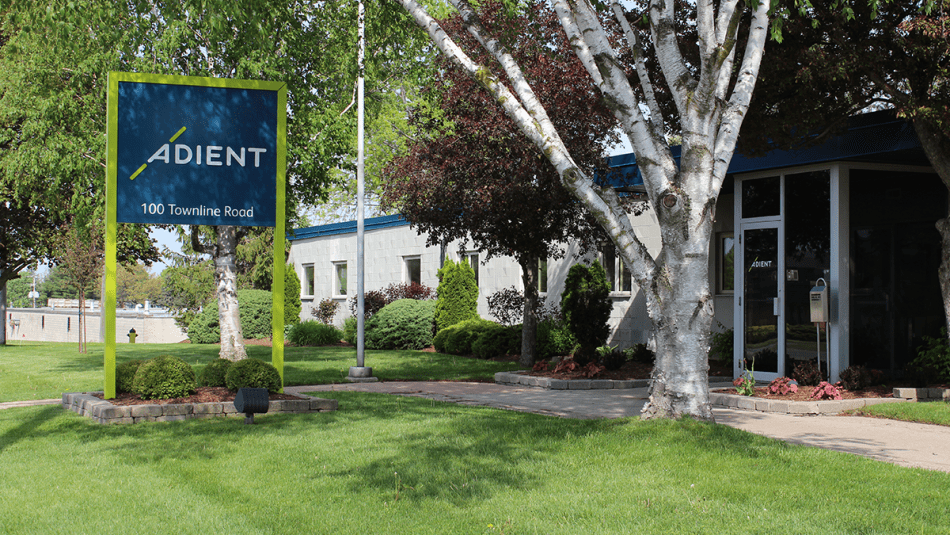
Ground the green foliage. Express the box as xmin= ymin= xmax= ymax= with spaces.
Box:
xmin=115 ymin=359 xmax=145 ymax=394
xmin=284 ymin=264 xmax=302 ymax=325
xmin=433 ymin=318 xmax=495 ymax=355
xmin=187 ymin=289 xmax=275 ymax=343
xmin=288 ymin=321 xmax=343 ymax=346
xmin=598 ymin=345 xmax=627 ymax=371
xmin=365 ymin=299 xmax=437 ymax=350
xmin=535 ymin=316 xmax=578 ymax=360
xmin=912 ymin=330 xmax=950 ymax=383
xmin=624 ymin=343 xmax=655 ymax=364
xmin=131 ymin=355 xmax=197 ymax=400
xmin=225 ymin=358 xmax=282 ymax=393
xmin=435 ymin=259 xmax=479 ymax=331
xmin=560 ymin=261 xmax=612 ymax=366
xmin=343 ymin=316 xmax=358 ymax=345
xmin=709 ymin=326 xmax=734 ymax=362
xmin=161 ymin=256 xmax=216 ymax=332
xmin=198 ymin=358 xmax=233 ymax=388
xmin=472 ymin=324 xmax=521 ymax=359
xmin=733 ymin=367 xmax=756 ymax=396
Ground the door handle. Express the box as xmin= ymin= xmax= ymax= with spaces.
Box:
xmin=773 ymin=297 xmax=780 ymax=316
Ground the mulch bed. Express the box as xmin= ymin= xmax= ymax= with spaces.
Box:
xmin=93 ymin=387 xmax=302 ymax=406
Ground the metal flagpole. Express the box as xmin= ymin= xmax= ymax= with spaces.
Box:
xmin=348 ymin=0 xmax=376 ymax=382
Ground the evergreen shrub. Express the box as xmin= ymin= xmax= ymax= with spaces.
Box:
xmin=536 ymin=317 xmax=578 ymax=359
xmin=116 ymin=359 xmax=146 ymax=394
xmin=187 ymin=289 xmax=275 ymax=343
xmin=198 ymin=358 xmax=232 ymax=387
xmin=132 ymin=355 xmax=197 ymax=400
xmin=288 ymin=320 xmax=343 ymax=346
xmin=560 ymin=260 xmax=611 ymax=365
xmin=472 ymin=324 xmax=521 ymax=359
xmin=433 ymin=318 xmax=494 ymax=355
xmin=365 ymin=299 xmax=437 ymax=350
xmin=225 ymin=358 xmax=282 ymax=392
xmin=435 ymin=259 xmax=478 ymax=331
xmin=284 ymin=264 xmax=302 ymax=325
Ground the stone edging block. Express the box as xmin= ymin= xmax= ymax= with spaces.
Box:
xmin=893 ymin=387 xmax=950 ymax=401
xmin=495 ymin=371 xmax=650 ymax=390
xmin=61 ymin=391 xmax=339 ymax=424
xmin=711 ymin=389 xmax=908 ymax=415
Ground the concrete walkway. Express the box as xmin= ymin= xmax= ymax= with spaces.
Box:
xmin=289 ymin=381 xmax=950 ymax=473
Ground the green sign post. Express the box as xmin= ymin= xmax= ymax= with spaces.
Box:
xmin=104 ymin=72 xmax=287 ymax=399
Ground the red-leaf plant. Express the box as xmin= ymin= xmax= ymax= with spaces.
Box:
xmin=767 ymin=377 xmax=799 ymax=396
xmin=811 ymin=381 xmax=842 ymax=400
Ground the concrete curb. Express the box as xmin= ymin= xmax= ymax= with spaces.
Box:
xmin=62 ymin=391 xmax=338 ymax=424
xmin=494 ymin=371 xmax=649 ymax=390
xmin=710 ymin=389 xmax=907 ymax=415
xmin=893 ymin=387 xmax=950 ymax=401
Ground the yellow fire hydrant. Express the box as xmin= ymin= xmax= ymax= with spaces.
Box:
xmin=127 ymin=328 xmax=137 ymax=344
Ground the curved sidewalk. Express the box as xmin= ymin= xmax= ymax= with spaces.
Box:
xmin=289 ymin=381 xmax=950 ymax=473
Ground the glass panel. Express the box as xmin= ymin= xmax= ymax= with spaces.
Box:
xmin=336 ymin=263 xmax=347 ymax=295
xmin=467 ymin=253 xmax=479 ymax=287
xmin=406 ymin=258 xmax=421 ymax=285
xmin=744 ymin=227 xmax=779 ymax=373
xmin=784 ymin=171 xmax=830 ymax=376
xmin=304 ymin=265 xmax=315 ymax=296
xmin=600 ymin=245 xmax=616 ymax=292
xmin=719 ymin=234 xmax=735 ymax=293
xmin=538 ymin=258 xmax=548 ymax=293
xmin=620 ymin=260 xmax=632 ymax=292
xmin=741 ymin=176 xmax=780 ymax=219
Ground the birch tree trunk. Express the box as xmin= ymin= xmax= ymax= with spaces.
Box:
xmin=214 ymin=225 xmax=246 ymax=361
xmin=397 ymin=0 xmax=771 ymax=420
xmin=519 ymin=257 xmax=539 ymax=367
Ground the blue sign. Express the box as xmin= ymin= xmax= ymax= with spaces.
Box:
xmin=113 ymin=78 xmax=281 ymax=226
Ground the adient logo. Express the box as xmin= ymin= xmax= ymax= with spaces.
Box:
xmin=129 ymin=126 xmax=268 ymax=180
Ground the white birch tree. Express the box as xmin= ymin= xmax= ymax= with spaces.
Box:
xmin=395 ymin=0 xmax=772 ymax=420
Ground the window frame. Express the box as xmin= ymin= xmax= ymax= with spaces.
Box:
xmin=463 ymin=251 xmax=480 ymax=287
xmin=717 ymin=232 xmax=735 ymax=295
xmin=404 ymin=256 xmax=422 ymax=286
xmin=333 ymin=261 xmax=348 ymax=297
xmin=302 ymin=264 xmax=315 ymax=297
xmin=598 ymin=243 xmax=632 ymax=295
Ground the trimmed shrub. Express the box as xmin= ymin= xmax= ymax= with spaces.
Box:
xmin=365 ymin=299 xmax=437 ymax=350
xmin=792 ymin=360 xmax=824 ymax=386
xmin=434 ymin=318 xmax=495 ymax=355
xmin=225 ymin=358 xmax=282 ymax=392
xmin=132 ymin=355 xmax=197 ymax=400
xmin=349 ymin=289 xmax=388 ymax=320
xmin=536 ymin=316 xmax=578 ymax=360
xmin=912 ymin=330 xmax=950 ymax=383
xmin=116 ymin=359 xmax=146 ymax=394
xmin=624 ymin=343 xmax=655 ymax=364
xmin=289 ymin=320 xmax=343 ymax=346
xmin=284 ymin=265 xmax=302 ymax=325
xmin=187 ymin=289 xmax=276 ymax=343
xmin=435 ymin=259 xmax=479 ymax=331
xmin=472 ymin=324 xmax=521 ymax=359
xmin=343 ymin=316 xmax=358 ymax=345
xmin=560 ymin=260 xmax=612 ymax=366
xmin=198 ymin=358 xmax=233 ymax=387
xmin=384 ymin=282 xmax=435 ymax=302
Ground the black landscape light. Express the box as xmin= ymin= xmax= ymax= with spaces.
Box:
xmin=234 ymin=387 xmax=270 ymax=424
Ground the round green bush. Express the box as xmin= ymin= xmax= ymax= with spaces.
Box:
xmin=198 ymin=358 xmax=233 ymax=387
xmin=132 ymin=355 xmax=197 ymax=400
xmin=560 ymin=261 xmax=612 ymax=365
xmin=342 ymin=316 xmax=358 ymax=345
xmin=288 ymin=320 xmax=343 ymax=346
xmin=434 ymin=318 xmax=494 ymax=355
xmin=365 ymin=299 xmax=437 ymax=350
xmin=472 ymin=324 xmax=521 ymax=359
xmin=188 ymin=289 xmax=276 ymax=343
xmin=536 ymin=317 xmax=578 ymax=359
xmin=116 ymin=359 xmax=146 ymax=394
xmin=225 ymin=358 xmax=282 ymax=392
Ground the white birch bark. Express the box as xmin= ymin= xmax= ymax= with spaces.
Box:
xmin=214 ymin=225 xmax=246 ymax=361
xmin=396 ymin=0 xmax=771 ymax=420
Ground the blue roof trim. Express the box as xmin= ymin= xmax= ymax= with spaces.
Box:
xmin=288 ymin=214 xmax=410 ymax=241
xmin=598 ymin=112 xmax=927 ymax=190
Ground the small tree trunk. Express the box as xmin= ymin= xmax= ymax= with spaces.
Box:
xmin=78 ymin=288 xmax=86 ymax=353
xmin=0 ymin=278 xmax=6 ymax=346
xmin=519 ymin=257 xmax=539 ymax=367
xmin=215 ymin=226 xmax=247 ymax=361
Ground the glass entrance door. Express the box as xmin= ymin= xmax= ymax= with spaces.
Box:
xmin=742 ymin=225 xmax=782 ymax=379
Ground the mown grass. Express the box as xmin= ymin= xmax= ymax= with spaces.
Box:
xmin=847 ymin=400 xmax=950 ymax=427
xmin=0 ymin=342 xmax=523 ymax=402
xmin=1 ymin=392 xmax=948 ymax=534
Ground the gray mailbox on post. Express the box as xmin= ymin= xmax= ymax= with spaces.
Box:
xmin=809 ymin=283 xmax=829 ymax=323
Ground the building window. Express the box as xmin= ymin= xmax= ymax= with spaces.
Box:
xmin=405 ymin=256 xmax=421 ymax=285
xmin=463 ymin=251 xmax=479 ymax=287
xmin=303 ymin=265 xmax=315 ymax=297
xmin=718 ymin=233 xmax=735 ymax=294
xmin=538 ymin=258 xmax=548 ymax=294
xmin=599 ymin=243 xmax=632 ymax=293
xmin=334 ymin=262 xmax=348 ymax=296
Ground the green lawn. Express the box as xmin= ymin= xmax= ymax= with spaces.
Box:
xmin=0 ymin=342 xmax=523 ymax=402
xmin=0 ymin=393 xmax=948 ymax=534
xmin=847 ymin=400 xmax=950 ymax=426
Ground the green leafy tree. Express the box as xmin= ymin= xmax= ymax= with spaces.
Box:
xmin=54 ymin=221 xmax=104 ymax=353
xmin=161 ymin=253 xmax=215 ymax=332
xmin=435 ymin=259 xmax=478 ymax=332
xmin=116 ymin=262 xmax=164 ymax=308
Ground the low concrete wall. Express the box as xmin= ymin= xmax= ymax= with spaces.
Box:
xmin=6 ymin=308 xmax=187 ymax=344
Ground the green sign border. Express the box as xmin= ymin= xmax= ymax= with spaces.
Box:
xmin=105 ymin=72 xmax=288 ymax=399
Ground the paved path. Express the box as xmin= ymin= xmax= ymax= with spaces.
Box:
xmin=289 ymin=381 xmax=950 ymax=473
